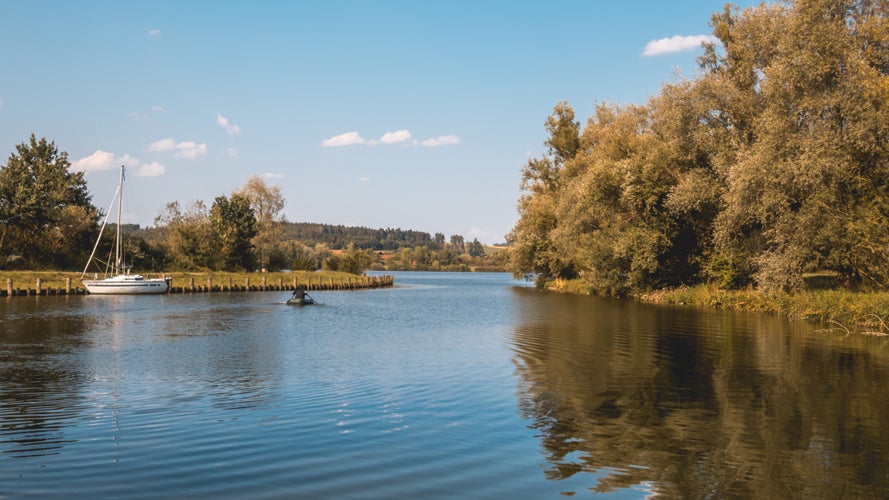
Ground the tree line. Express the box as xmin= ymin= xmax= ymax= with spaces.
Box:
xmin=279 ymin=223 xmax=481 ymax=252
xmin=0 ymin=134 xmax=496 ymax=274
xmin=508 ymin=0 xmax=889 ymax=294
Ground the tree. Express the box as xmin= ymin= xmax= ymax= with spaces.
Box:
xmin=234 ymin=176 xmax=286 ymax=270
xmin=508 ymin=103 xmax=581 ymax=284
xmin=338 ymin=243 xmax=375 ymax=275
xmin=449 ymin=234 xmax=465 ymax=252
xmin=467 ymin=238 xmax=485 ymax=257
xmin=703 ymin=0 xmax=889 ymax=290
xmin=509 ymin=0 xmax=889 ymax=293
xmin=210 ymin=194 xmax=258 ymax=271
xmin=0 ymin=134 xmax=99 ymax=268
xmin=154 ymin=200 xmax=216 ymax=270
xmin=288 ymin=242 xmax=319 ymax=271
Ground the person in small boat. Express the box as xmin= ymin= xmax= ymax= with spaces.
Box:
xmin=292 ymin=286 xmax=307 ymax=300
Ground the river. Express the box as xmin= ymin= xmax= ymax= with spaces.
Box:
xmin=1 ymin=272 xmax=888 ymax=498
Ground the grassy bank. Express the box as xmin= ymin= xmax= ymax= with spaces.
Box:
xmin=547 ymin=279 xmax=889 ymax=335
xmin=1 ymin=270 xmax=377 ymax=294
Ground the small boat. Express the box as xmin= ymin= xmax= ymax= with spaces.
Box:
xmin=286 ymin=295 xmax=316 ymax=306
xmin=81 ymin=166 xmax=170 ymax=295
xmin=286 ymin=286 xmax=315 ymax=305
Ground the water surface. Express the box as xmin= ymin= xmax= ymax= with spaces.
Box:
xmin=1 ymin=272 xmax=888 ymax=498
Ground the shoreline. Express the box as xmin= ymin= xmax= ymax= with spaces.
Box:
xmin=1 ymin=271 xmax=393 ymax=297
xmin=545 ymin=280 xmax=889 ymax=335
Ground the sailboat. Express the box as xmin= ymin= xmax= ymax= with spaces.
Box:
xmin=81 ymin=165 xmax=170 ymax=294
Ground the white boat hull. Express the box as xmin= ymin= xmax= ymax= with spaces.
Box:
xmin=83 ymin=275 xmax=170 ymax=295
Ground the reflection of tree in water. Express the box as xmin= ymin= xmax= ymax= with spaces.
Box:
xmin=0 ymin=313 xmax=93 ymax=459
xmin=510 ymin=288 xmax=889 ymax=498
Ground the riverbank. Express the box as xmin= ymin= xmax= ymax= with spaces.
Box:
xmin=1 ymin=270 xmax=393 ymax=297
xmin=546 ymin=279 xmax=889 ymax=335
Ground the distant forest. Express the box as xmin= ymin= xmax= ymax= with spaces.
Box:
xmin=280 ymin=223 xmax=439 ymax=251
xmin=134 ymin=222 xmax=466 ymax=252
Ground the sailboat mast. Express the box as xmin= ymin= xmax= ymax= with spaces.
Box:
xmin=116 ymin=165 xmax=124 ymax=275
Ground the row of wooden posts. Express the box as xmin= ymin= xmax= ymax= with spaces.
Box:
xmin=2 ymin=274 xmax=395 ymax=297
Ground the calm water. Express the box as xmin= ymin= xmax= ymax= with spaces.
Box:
xmin=2 ymin=272 xmax=888 ymax=498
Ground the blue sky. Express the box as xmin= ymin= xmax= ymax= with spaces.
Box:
xmin=0 ymin=1 xmax=755 ymax=244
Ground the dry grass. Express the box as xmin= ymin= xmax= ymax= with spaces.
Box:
xmin=547 ymin=278 xmax=889 ymax=335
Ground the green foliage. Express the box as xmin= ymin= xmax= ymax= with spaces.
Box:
xmin=322 ymin=244 xmax=375 ymax=275
xmin=0 ymin=135 xmax=99 ymax=269
xmin=210 ymin=194 xmax=258 ymax=271
xmin=153 ymin=201 xmax=216 ymax=270
xmin=234 ymin=176 xmax=286 ymax=270
xmin=509 ymin=0 xmax=889 ymax=295
xmin=282 ymin=223 xmax=438 ymax=250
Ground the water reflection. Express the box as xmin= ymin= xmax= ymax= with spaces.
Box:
xmin=0 ymin=299 xmax=96 ymax=458
xmin=0 ymin=295 xmax=285 ymax=463
xmin=510 ymin=287 xmax=889 ymax=498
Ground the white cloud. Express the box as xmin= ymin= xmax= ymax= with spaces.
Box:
xmin=324 ymin=130 xmax=461 ymax=148
xmin=216 ymin=112 xmax=241 ymax=136
xmin=642 ymin=34 xmax=718 ymax=56
xmin=0 ymin=99 xmax=4 ymax=108
xmin=148 ymin=138 xmax=207 ymax=159
xmin=227 ymin=148 xmax=239 ymax=158
xmin=151 ymin=105 xmax=165 ymax=113
xmin=136 ymin=162 xmax=165 ymax=177
xmin=118 ymin=154 xmax=139 ymax=166
xmin=174 ymin=141 xmax=207 ymax=159
xmin=71 ymin=151 xmax=143 ymax=173
xmin=148 ymin=28 xmax=161 ymax=37
xmin=261 ymin=172 xmax=285 ymax=179
xmin=380 ymin=129 xmax=411 ymax=144
xmin=322 ymin=131 xmax=366 ymax=147
xmin=148 ymin=138 xmax=177 ymax=152
xmin=72 ymin=150 xmax=116 ymax=172
xmin=359 ymin=176 xmax=370 ymax=182
xmin=421 ymin=135 xmax=461 ymax=147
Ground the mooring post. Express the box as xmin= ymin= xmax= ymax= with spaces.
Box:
xmin=7 ymin=278 xmax=12 ymax=297
xmin=66 ymin=277 xmax=71 ymax=295
xmin=36 ymin=278 xmax=42 ymax=296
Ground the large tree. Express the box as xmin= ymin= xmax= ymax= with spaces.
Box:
xmin=0 ymin=134 xmax=99 ymax=269
xmin=234 ymin=176 xmax=286 ymax=270
xmin=508 ymin=102 xmax=581 ymax=284
xmin=153 ymin=200 xmax=216 ymax=270
xmin=703 ymin=0 xmax=889 ymax=290
xmin=210 ymin=194 xmax=257 ymax=271
xmin=509 ymin=0 xmax=889 ymax=293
